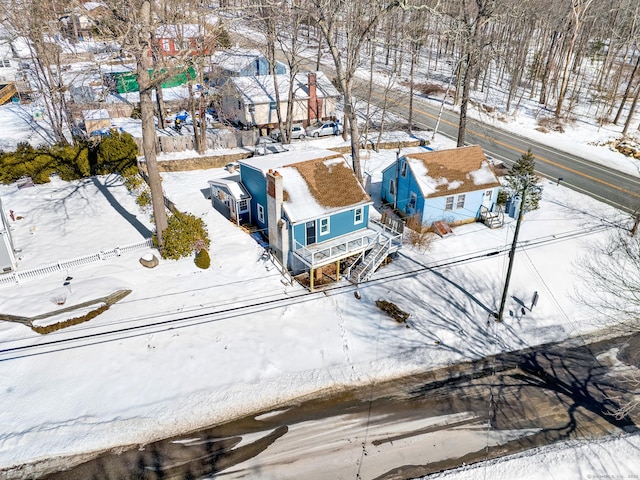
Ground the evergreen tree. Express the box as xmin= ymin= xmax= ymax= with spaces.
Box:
xmin=503 ymin=149 xmax=543 ymax=212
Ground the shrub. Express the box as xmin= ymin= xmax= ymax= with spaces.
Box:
xmin=52 ymin=142 xmax=91 ymax=181
xmin=404 ymin=215 xmax=435 ymax=253
xmin=136 ymin=189 xmax=151 ymax=207
xmin=0 ymin=142 xmax=56 ymax=184
xmin=95 ymin=131 xmax=138 ymax=176
xmin=195 ymin=248 xmax=210 ymax=269
xmin=496 ymin=189 xmax=508 ymax=206
xmin=161 ymin=212 xmax=210 ymax=260
xmin=416 ymin=83 xmax=447 ymax=97
xmin=123 ymin=172 xmax=144 ymax=191
xmin=0 ymin=132 xmax=137 ymax=185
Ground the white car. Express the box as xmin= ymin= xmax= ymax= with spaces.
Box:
xmin=307 ymin=121 xmax=343 ymax=137
xmin=270 ymin=124 xmax=307 ymax=141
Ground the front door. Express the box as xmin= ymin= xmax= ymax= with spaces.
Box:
xmin=305 ymin=221 xmax=316 ymax=246
xmin=482 ymin=189 xmax=494 ymax=209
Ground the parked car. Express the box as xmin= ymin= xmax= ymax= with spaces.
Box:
xmin=307 ymin=121 xmax=343 ymax=137
xmin=255 ymin=136 xmax=289 ymax=156
xmin=270 ymin=124 xmax=307 ymax=141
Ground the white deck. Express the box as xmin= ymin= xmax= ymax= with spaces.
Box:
xmin=292 ymin=220 xmax=402 ymax=269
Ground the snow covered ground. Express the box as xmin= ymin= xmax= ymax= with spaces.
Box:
xmin=1 ymin=16 xmax=639 ymax=477
xmin=425 ymin=432 xmax=640 ymax=480
xmin=0 ymin=122 xmax=638 ymax=478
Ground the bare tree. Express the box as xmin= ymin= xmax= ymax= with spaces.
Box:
xmin=576 ymin=228 xmax=640 ymax=417
xmin=5 ymin=0 xmax=78 ymax=145
xmin=94 ymin=0 xmax=221 ymax=251
xmin=554 ymin=0 xmax=595 ymax=117
xmin=299 ymin=0 xmax=401 ymax=183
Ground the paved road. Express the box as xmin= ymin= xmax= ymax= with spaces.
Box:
xmin=41 ymin=334 xmax=639 ymax=479
xmin=354 ymin=82 xmax=640 ymax=215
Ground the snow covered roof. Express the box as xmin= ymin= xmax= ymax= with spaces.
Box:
xmin=11 ymin=37 xmax=32 ymax=59
xmin=208 ymin=175 xmax=250 ymax=201
xmin=405 ymin=145 xmax=501 ymax=198
xmin=240 ymin=149 xmax=371 ymax=223
xmin=82 ymin=109 xmax=110 ymax=120
xmin=230 ymin=71 xmax=340 ymax=105
xmin=210 ymin=47 xmax=264 ymax=73
xmin=156 ymin=24 xmax=202 ymax=39
xmin=83 ymin=1 xmax=107 ymax=10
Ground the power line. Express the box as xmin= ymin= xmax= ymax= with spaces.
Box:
xmin=0 ymin=221 xmax=617 ymax=361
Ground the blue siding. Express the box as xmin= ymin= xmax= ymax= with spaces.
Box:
xmin=239 ymin=164 xmax=269 ymax=234
xmin=381 ymin=154 xmax=500 ymax=226
xmin=290 ymin=205 xmax=370 ymax=249
xmin=421 ymin=188 xmax=499 ymax=224
xmin=381 ymin=163 xmax=397 ymax=204
xmin=238 ymin=58 xmax=287 ymax=77
xmin=396 ymin=158 xmax=423 ymax=216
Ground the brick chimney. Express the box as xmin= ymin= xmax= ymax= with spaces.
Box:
xmin=308 ymin=72 xmax=318 ymax=124
xmin=266 ymin=170 xmax=288 ymax=266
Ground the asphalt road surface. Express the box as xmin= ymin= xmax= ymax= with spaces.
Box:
xmin=40 ymin=333 xmax=640 ymax=480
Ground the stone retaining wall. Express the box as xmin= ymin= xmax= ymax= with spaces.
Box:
xmin=139 ymin=139 xmax=429 ymax=173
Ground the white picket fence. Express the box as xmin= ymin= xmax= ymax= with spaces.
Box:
xmin=0 ymin=238 xmax=154 ymax=288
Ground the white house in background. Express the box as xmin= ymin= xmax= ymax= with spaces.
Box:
xmin=0 ymin=25 xmax=21 ymax=83
xmin=219 ymin=71 xmax=340 ymax=130
xmin=0 ymin=198 xmax=17 ymax=273
xmin=208 ymin=47 xmax=287 ymax=85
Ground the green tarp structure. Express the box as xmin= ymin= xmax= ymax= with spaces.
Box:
xmin=106 ymin=67 xmax=197 ymax=93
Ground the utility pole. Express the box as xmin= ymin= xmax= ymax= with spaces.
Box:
xmin=496 ymin=180 xmax=528 ymax=322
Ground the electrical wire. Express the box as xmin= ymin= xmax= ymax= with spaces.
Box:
xmin=0 ymin=220 xmax=619 ymax=361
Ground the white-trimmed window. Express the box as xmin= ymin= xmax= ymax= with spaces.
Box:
xmin=456 ymin=194 xmax=466 ymax=209
xmin=320 ymin=217 xmax=330 ymax=235
xmin=238 ymin=199 xmax=249 ymax=213
xmin=161 ymin=38 xmax=171 ymax=52
xmin=248 ymin=104 xmax=255 ymax=112
xmin=445 ymin=196 xmax=454 ymax=211
xmin=389 ymin=179 xmax=396 ymax=197
xmin=257 ymin=203 xmax=265 ymax=223
xmin=484 ymin=190 xmax=493 ymax=200
xmin=408 ymin=192 xmax=417 ymax=209
xmin=354 ymin=207 xmax=364 ymax=225
xmin=400 ymin=161 xmax=407 ymax=177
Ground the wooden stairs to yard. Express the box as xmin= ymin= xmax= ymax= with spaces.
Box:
xmin=0 ymin=83 xmax=17 ymax=105
xmin=348 ymin=238 xmax=393 ymax=284
xmin=480 ymin=206 xmax=504 ymax=229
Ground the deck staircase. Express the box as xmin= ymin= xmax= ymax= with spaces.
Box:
xmin=347 ymin=236 xmax=393 ymax=284
xmin=480 ymin=206 xmax=504 ymax=229
xmin=0 ymin=83 xmax=17 ymax=105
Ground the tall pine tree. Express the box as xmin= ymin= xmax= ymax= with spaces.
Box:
xmin=503 ymin=149 xmax=543 ymax=212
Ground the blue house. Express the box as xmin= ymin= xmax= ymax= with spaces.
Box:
xmin=381 ymin=145 xmax=502 ymax=229
xmin=208 ymin=47 xmax=287 ymax=85
xmin=238 ymin=149 xmax=402 ymax=289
